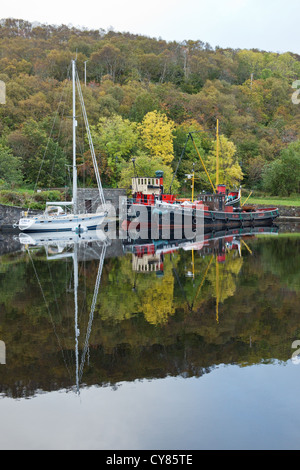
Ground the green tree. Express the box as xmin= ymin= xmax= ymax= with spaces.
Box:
xmin=7 ymin=119 xmax=67 ymax=188
xmin=90 ymin=115 xmax=139 ymax=187
xmin=262 ymin=141 xmax=300 ymax=196
xmin=92 ymin=114 xmax=138 ymax=161
xmin=0 ymin=144 xmax=23 ymax=187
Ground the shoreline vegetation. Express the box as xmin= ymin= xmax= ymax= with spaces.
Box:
xmin=0 ymin=187 xmax=299 ymax=214
xmin=0 ymin=19 xmax=299 ymax=203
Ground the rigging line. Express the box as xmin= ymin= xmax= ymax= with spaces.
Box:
xmin=191 ymin=255 xmax=214 ymax=311
xmin=77 ymin=252 xmax=89 ymax=323
xmin=75 ymin=70 xmax=106 ymax=207
xmin=74 ymin=103 xmax=87 ymax=190
xmin=131 ymin=159 xmax=147 ymax=176
xmin=79 ymin=250 xmax=88 ymax=324
xmin=131 ymin=158 xmax=138 ymax=178
xmin=46 ymin=254 xmax=64 ymax=324
xmin=79 ymin=243 xmax=107 ymax=382
xmin=131 ymin=158 xmax=140 ymax=194
xmin=27 ymin=248 xmax=72 ymax=381
xmin=64 ymin=255 xmax=74 ymax=364
xmin=169 ymin=133 xmax=191 ymax=194
xmin=170 ymin=257 xmax=192 ymax=312
xmin=49 ymin=91 xmax=68 ymax=188
xmin=34 ymin=79 xmax=69 ymax=192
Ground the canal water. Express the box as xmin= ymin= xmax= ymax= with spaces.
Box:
xmin=0 ymin=224 xmax=300 ymax=450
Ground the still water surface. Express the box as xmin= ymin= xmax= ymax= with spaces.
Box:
xmin=0 ymin=225 xmax=300 ymax=450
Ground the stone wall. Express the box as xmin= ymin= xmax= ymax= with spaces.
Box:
xmin=77 ymin=188 xmax=126 ymax=216
xmin=0 ymin=204 xmax=41 ymax=231
xmin=0 ymin=188 xmax=127 ymax=231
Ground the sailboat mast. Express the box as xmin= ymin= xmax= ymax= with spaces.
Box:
xmin=216 ymin=119 xmax=219 ymax=187
xmin=72 ymin=59 xmax=78 ymax=214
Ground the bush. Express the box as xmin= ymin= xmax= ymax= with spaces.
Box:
xmin=33 ymin=190 xmax=62 ymax=203
xmin=0 ymin=190 xmax=26 ymax=206
xmin=262 ymin=141 xmax=300 ymax=196
xmin=27 ymin=201 xmax=44 ymax=210
xmin=0 ymin=189 xmax=62 ymax=208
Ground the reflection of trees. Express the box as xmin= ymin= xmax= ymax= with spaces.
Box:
xmin=207 ymin=251 xmax=243 ymax=305
xmin=0 ymin=236 xmax=300 ymax=398
xmin=171 ymin=247 xmax=243 ymax=317
xmin=99 ymin=254 xmax=176 ymax=325
xmin=253 ymin=237 xmax=300 ymax=292
xmin=140 ymin=261 xmax=175 ymax=325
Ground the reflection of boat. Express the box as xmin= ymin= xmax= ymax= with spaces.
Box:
xmin=125 ymin=225 xmax=278 ymax=321
xmin=17 ymin=60 xmax=107 ymax=233
xmin=24 ymin=230 xmax=109 ymax=393
xmin=18 ymin=228 xmax=107 ymax=249
xmin=123 ymin=226 xmax=279 ymax=275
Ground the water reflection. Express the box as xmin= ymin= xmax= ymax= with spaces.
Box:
xmin=18 ymin=230 xmax=110 ymax=395
xmin=0 ymin=225 xmax=299 ymax=399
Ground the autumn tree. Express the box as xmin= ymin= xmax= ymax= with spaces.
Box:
xmin=206 ymin=135 xmax=243 ymax=188
xmin=90 ymin=44 xmax=124 ymax=82
xmin=138 ymin=110 xmax=175 ymax=164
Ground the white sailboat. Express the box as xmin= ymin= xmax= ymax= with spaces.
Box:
xmin=18 ymin=60 xmax=107 ymax=233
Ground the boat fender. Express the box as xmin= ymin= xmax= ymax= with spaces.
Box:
xmin=72 ymin=224 xmax=88 ymax=234
xmin=152 ymin=208 xmax=162 ymax=216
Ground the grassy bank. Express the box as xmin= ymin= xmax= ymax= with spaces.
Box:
xmin=243 ymin=196 xmax=300 ymax=207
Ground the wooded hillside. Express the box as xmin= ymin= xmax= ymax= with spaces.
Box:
xmin=0 ymin=18 xmax=299 ymax=196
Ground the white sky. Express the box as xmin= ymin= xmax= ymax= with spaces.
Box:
xmin=1 ymin=0 xmax=299 ymax=54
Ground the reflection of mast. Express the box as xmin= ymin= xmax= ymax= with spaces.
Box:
xmin=79 ymin=244 xmax=107 ymax=383
xmin=73 ymin=243 xmax=79 ymax=393
xmin=216 ymin=256 xmax=220 ymax=324
xmin=191 ymin=163 xmax=195 ymax=203
xmin=192 ymin=249 xmax=195 ymax=280
xmin=26 ymin=234 xmax=108 ymax=395
xmin=68 ymin=241 xmax=108 ymax=394
xmin=241 ymin=239 xmax=253 ymax=255
xmin=191 ymin=255 xmax=214 ymax=311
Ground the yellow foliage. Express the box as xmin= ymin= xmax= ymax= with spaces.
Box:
xmin=141 ymin=268 xmax=175 ymax=325
xmin=138 ymin=110 xmax=175 ymax=164
xmin=207 ymin=135 xmax=243 ymax=188
xmin=208 ymin=252 xmax=243 ymax=304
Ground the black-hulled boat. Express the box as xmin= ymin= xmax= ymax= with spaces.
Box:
xmin=124 ymin=172 xmax=279 ymax=232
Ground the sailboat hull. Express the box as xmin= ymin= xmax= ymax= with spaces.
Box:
xmin=18 ymin=213 xmax=106 ymax=232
